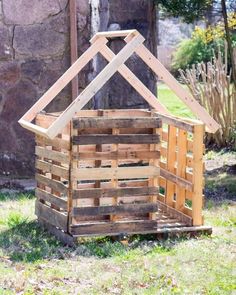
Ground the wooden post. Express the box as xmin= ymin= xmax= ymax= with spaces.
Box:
xmin=165 ymin=125 xmax=177 ymax=206
xmin=192 ymin=124 xmax=204 ymax=226
xmin=176 ymin=129 xmax=187 ymax=212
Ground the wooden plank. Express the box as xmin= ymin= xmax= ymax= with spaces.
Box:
xmin=35 ymin=201 xmax=68 ymax=231
xmin=134 ymin=43 xmax=220 ymax=133
xmin=110 ymin=128 xmax=119 ymax=221
xmin=74 ymin=150 xmax=160 ymax=160
xmin=72 ymin=166 xmax=160 ymax=181
xmin=157 ymin=200 xmax=192 ymax=226
xmin=96 ymin=45 xmax=168 ymax=114
xmin=192 ymin=124 xmax=204 ymax=226
xmin=176 ymin=130 xmax=187 ymax=211
xmin=36 ymin=135 xmax=70 ymax=150
xmin=46 ymin=33 xmax=145 ymax=139
xmin=73 ymin=134 xmax=160 ymax=145
xmin=73 ymin=186 xmax=158 ymax=199
xmin=156 ymin=113 xmax=194 ymax=132
xmin=165 ymin=126 xmax=177 ymax=206
xmin=72 ymin=203 xmax=158 ymax=216
xmin=36 ymin=174 xmax=68 ymax=195
xmin=70 ymin=219 xmax=157 ymax=235
xmin=36 ymin=160 xmax=69 ymax=180
xmin=160 ymin=168 xmax=192 ymax=192
xmin=36 ymin=188 xmax=67 ymax=210
xmin=90 ymin=29 xmax=137 ymax=43
xmin=73 ymin=117 xmax=162 ymax=129
xmin=35 ymin=146 xmax=69 ymax=164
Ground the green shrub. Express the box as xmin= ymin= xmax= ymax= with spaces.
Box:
xmin=172 ymin=13 xmax=236 ymax=72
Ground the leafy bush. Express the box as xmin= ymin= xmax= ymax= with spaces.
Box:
xmin=172 ymin=13 xmax=236 ymax=72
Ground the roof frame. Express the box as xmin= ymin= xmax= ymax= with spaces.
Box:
xmin=19 ymin=30 xmax=220 ymax=138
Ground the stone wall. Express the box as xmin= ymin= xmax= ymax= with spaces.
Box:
xmin=0 ymin=0 xmax=157 ymax=178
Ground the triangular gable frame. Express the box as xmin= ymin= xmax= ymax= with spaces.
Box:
xmin=19 ymin=30 xmax=220 ymax=139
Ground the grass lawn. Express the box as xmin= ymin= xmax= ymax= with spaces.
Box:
xmin=0 ymin=84 xmax=235 ymax=294
xmin=0 ymin=193 xmax=235 ymax=294
xmin=158 ymin=83 xmax=196 ymax=119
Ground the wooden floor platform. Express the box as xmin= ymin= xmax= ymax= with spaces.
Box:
xmin=38 ymin=205 xmax=212 ymax=247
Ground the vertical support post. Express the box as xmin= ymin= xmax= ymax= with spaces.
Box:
xmin=110 ymin=128 xmax=119 ymax=221
xmin=165 ymin=125 xmax=177 ymax=206
xmin=192 ymin=124 xmax=204 ymax=226
xmin=149 ymin=112 xmax=161 ymax=220
xmin=176 ymin=129 xmax=187 ymax=211
xmin=94 ymin=110 xmax=104 ymax=206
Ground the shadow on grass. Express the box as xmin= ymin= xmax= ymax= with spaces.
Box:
xmin=0 ymin=219 xmax=178 ymax=263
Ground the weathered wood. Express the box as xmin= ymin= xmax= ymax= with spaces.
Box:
xmin=157 ymin=200 xmax=192 ymax=226
xmin=72 ymin=166 xmax=160 ymax=181
xmin=35 ymin=146 xmax=69 ymax=164
xmin=35 ymin=201 xmax=68 ymax=231
xmin=36 ymin=135 xmax=70 ymax=150
xmin=156 ymin=113 xmax=194 ymax=132
xmin=36 ymin=174 xmax=68 ymax=195
xmin=73 ymin=134 xmax=160 ymax=145
xmin=73 ymin=117 xmax=162 ymax=129
xmin=36 ymin=188 xmax=67 ymax=210
xmin=36 ymin=160 xmax=69 ymax=180
xmin=73 ymin=186 xmax=158 ymax=199
xmin=70 ymin=219 xmax=157 ymax=235
xmin=72 ymin=203 xmax=158 ymax=216
xmin=160 ymin=168 xmax=193 ymax=191
xmin=74 ymin=150 xmax=160 ymax=160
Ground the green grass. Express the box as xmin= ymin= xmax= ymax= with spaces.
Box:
xmin=158 ymin=83 xmax=195 ymax=119
xmin=0 ymin=192 xmax=235 ymax=294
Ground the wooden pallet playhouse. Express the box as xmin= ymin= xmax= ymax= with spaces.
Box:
xmin=19 ymin=30 xmax=220 ymax=244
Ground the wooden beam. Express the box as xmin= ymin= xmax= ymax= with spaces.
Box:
xmin=72 ymin=186 xmax=159 ymax=199
xmin=72 ymin=166 xmax=160 ymax=181
xmin=47 ymin=33 xmax=145 ymax=139
xmin=133 ymin=43 xmax=220 ymax=133
xmin=73 ymin=117 xmax=162 ymax=129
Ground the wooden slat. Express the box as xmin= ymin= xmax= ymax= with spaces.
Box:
xmin=73 ymin=134 xmax=160 ymax=145
xmin=36 ymin=160 xmax=69 ymax=180
xmin=35 ymin=201 xmax=68 ymax=231
xmin=160 ymin=161 xmax=193 ymax=182
xmin=157 ymin=200 xmax=192 ymax=225
xmin=165 ymin=126 xmax=177 ymax=206
xmin=74 ymin=150 xmax=160 ymax=160
xmin=36 ymin=174 xmax=68 ymax=194
xmin=35 ymin=146 xmax=69 ymax=164
xmin=176 ymin=130 xmax=187 ymax=211
xmin=36 ymin=135 xmax=70 ymax=150
xmin=73 ymin=186 xmax=158 ymax=199
xmin=70 ymin=219 xmax=157 ymax=235
xmin=192 ymin=124 xmax=204 ymax=225
xmin=160 ymin=168 xmax=192 ymax=192
xmin=72 ymin=166 xmax=160 ymax=181
xmin=46 ymin=33 xmax=145 ymax=139
xmin=36 ymin=188 xmax=67 ymax=210
xmin=156 ymin=113 xmax=194 ymax=132
xmin=72 ymin=203 xmax=158 ymax=216
xmin=73 ymin=117 xmax=162 ymax=129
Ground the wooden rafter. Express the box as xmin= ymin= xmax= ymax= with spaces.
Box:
xmin=19 ymin=30 xmax=220 ymax=138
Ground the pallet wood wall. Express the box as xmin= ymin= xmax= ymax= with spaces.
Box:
xmin=34 ymin=109 xmax=205 ymax=238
